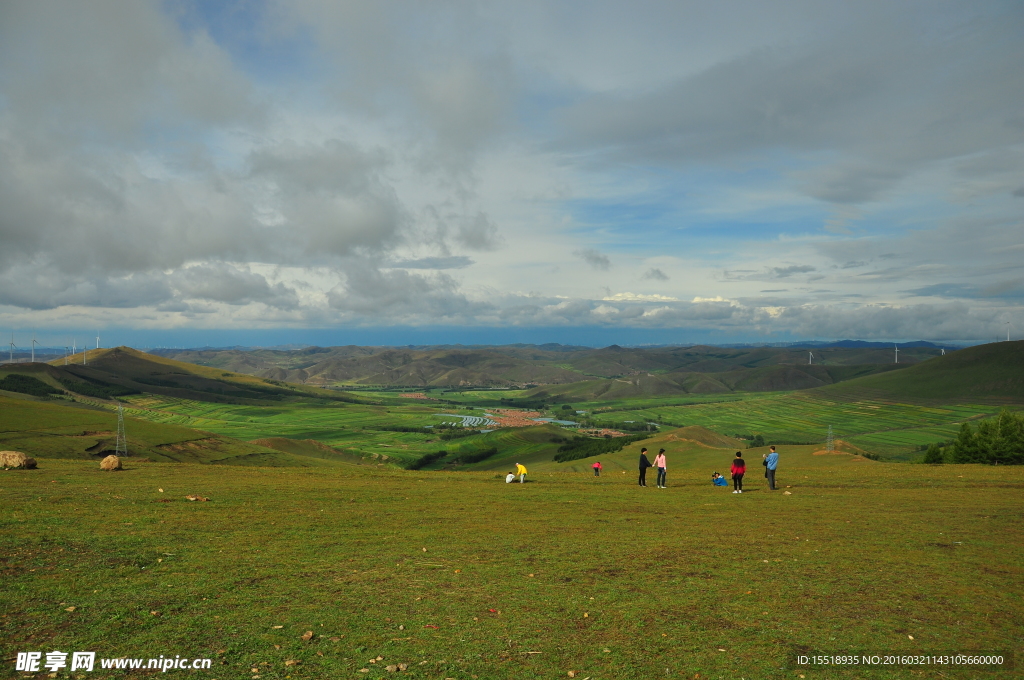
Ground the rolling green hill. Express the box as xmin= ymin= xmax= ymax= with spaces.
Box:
xmin=812 ymin=340 xmax=1024 ymax=401
xmin=523 ymin=363 xmax=904 ymax=401
xmin=3 ymin=346 xmax=367 ymax=404
xmin=0 ymin=393 xmax=305 ymax=465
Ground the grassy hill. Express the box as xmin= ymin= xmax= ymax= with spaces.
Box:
xmin=11 ymin=346 xmax=369 ymax=404
xmin=0 ymin=393 xmax=306 ymax=465
xmin=523 ymin=363 xmax=904 ymax=401
xmin=813 ymin=340 xmax=1024 ymax=401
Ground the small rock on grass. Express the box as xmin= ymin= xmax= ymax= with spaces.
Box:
xmin=100 ymin=455 xmax=122 ymax=471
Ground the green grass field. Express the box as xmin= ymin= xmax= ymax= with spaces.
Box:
xmin=2 ymin=454 xmax=1021 ymax=679
xmin=592 ymin=392 xmax=1002 ymax=458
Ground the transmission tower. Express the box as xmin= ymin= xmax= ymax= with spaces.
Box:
xmin=115 ymin=404 xmax=128 ymax=457
xmin=826 ymin=425 xmax=834 ymax=455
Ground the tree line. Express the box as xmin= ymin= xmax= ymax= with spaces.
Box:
xmin=927 ymin=410 xmax=1024 ymax=464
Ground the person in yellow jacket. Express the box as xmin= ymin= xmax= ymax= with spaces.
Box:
xmin=515 ymin=462 xmax=528 ymax=483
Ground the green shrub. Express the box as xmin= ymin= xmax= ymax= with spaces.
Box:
xmin=553 ymin=433 xmax=651 ymax=463
xmin=0 ymin=374 xmax=60 ymax=397
xmin=57 ymin=377 xmax=140 ymax=399
xmin=922 ymin=443 xmax=944 ymax=464
xmin=452 ymin=447 xmax=499 ymax=464
xmin=405 ymin=450 xmax=448 ymax=470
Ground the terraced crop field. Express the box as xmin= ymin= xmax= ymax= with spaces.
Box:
xmin=119 ymin=395 xmax=497 ymax=465
xmin=598 ymin=393 xmax=1004 ymax=455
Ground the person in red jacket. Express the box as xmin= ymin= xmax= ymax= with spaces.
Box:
xmin=592 ymin=461 xmax=603 ymax=477
xmin=730 ymin=451 xmax=746 ymax=493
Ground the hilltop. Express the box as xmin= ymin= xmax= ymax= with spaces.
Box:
xmin=2 ymin=346 xmax=366 ymax=404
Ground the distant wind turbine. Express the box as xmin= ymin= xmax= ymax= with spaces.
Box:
xmin=1007 ymin=322 xmax=1011 ymax=342
xmin=8 ymin=333 xmax=15 ymax=364
xmin=808 ymin=352 xmax=813 ymax=365
xmin=31 ymin=334 xmax=38 ymax=363
xmin=894 ymin=344 xmax=899 ymax=364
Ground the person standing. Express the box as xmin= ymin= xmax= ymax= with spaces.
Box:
xmin=654 ymin=448 xmax=667 ymax=488
xmin=730 ymin=451 xmax=746 ymax=493
xmin=764 ymin=446 xmax=779 ymax=490
xmin=515 ymin=462 xmax=528 ymax=483
xmin=638 ymin=448 xmax=652 ymax=487
xmin=592 ymin=461 xmax=603 ymax=477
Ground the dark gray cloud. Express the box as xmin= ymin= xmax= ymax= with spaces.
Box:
xmin=171 ymin=264 xmax=299 ymax=308
xmin=327 ymin=263 xmax=492 ymax=321
xmin=557 ymin=4 xmax=1024 ymax=205
xmin=0 ymin=263 xmax=298 ymax=310
xmin=642 ymin=268 xmax=669 ymax=281
xmin=574 ymin=249 xmax=611 ymax=270
xmin=771 ymin=265 xmax=816 ymax=278
xmin=388 ymin=256 xmax=474 ymax=270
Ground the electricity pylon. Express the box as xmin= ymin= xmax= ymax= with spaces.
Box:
xmin=115 ymin=404 xmax=128 ymax=457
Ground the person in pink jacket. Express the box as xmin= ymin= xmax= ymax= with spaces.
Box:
xmin=592 ymin=461 xmax=603 ymax=477
xmin=654 ymin=449 xmax=667 ymax=488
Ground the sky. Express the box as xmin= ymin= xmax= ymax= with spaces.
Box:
xmin=1 ymin=0 xmax=1022 ymax=348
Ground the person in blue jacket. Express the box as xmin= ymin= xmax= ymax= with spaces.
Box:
xmin=712 ymin=472 xmax=729 ymax=486
xmin=764 ymin=446 xmax=779 ymax=490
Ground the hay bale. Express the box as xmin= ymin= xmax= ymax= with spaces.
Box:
xmin=0 ymin=451 xmax=37 ymax=469
xmin=100 ymin=455 xmax=122 ymax=471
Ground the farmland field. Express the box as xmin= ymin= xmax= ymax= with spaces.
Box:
xmin=2 ymin=453 xmax=1021 ymax=679
xmin=88 ymin=384 xmax=1022 ymax=466
xmin=593 ymin=393 xmax=1006 ymax=459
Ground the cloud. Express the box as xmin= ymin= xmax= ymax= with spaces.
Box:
xmin=455 ymin=212 xmax=501 ymax=250
xmin=327 ymin=263 xmax=492 ymax=321
xmin=771 ymin=265 xmax=816 ymax=278
xmin=574 ymin=248 xmax=611 ymax=270
xmin=171 ymin=264 xmax=299 ymax=308
xmin=642 ymin=268 xmax=669 ymax=281
xmin=1 ymin=1 xmax=1021 ymax=341
xmin=388 ymin=256 xmax=474 ymax=270
xmin=603 ymin=292 xmax=679 ymax=302
xmin=557 ymin=5 xmax=1024 ymax=205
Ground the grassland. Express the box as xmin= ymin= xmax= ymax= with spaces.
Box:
xmin=2 ymin=453 xmax=1021 ymax=679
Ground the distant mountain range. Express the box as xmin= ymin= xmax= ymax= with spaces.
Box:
xmin=139 ymin=342 xmax=960 ymax=392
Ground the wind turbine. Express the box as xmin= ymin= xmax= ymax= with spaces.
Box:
xmin=941 ymin=348 xmax=946 ymax=356
xmin=31 ymin=334 xmax=38 ymax=363
xmin=8 ymin=333 xmax=15 ymax=364
xmin=808 ymin=352 xmax=813 ymax=365
xmin=894 ymin=344 xmax=899 ymax=364
xmin=96 ymin=332 xmax=100 ymax=350
xmin=1007 ymin=322 xmax=1011 ymax=342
